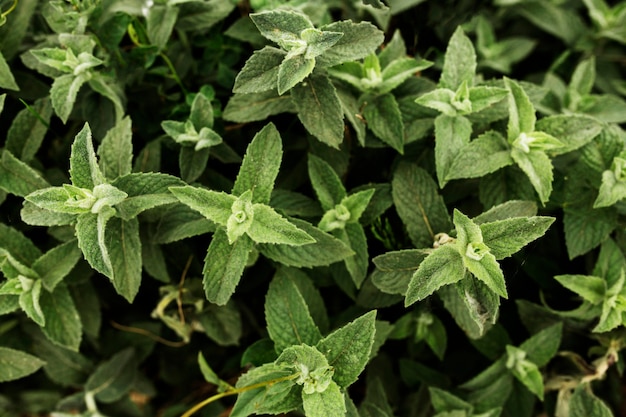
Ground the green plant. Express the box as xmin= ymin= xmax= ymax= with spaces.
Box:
xmin=2 ymin=0 xmax=626 ymax=416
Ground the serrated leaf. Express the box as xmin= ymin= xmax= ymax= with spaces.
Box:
xmin=19 ymin=278 xmax=44 ymax=326
xmin=85 ymin=348 xmax=136 ymax=403
xmin=69 ymin=123 xmax=104 ymax=189
xmin=392 ymin=161 xmax=451 ymax=248
xmin=31 ymin=331 xmax=93 ymax=387
xmin=248 ymin=204 xmax=315 ymax=245
xmin=0 ymin=347 xmax=45 ymax=382
xmin=75 ymin=212 xmax=111 ymax=278
xmin=0 ymin=150 xmax=50 ymax=196
xmin=0 ymin=50 xmax=19 ymax=89
xmin=32 ymin=240 xmax=82 ymax=291
xmin=505 ymin=78 xmax=536 ymax=142
xmin=50 ymin=73 xmax=88 ymax=124
xmin=203 ymin=228 xmax=254 ymax=305
xmin=371 ymin=249 xmax=426 ymax=295
xmin=146 ymin=4 xmax=178 ymax=50
xmin=315 ymin=21 xmax=384 ymax=67
xmin=316 ymin=310 xmax=376 ymax=388
xmin=277 ymin=54 xmax=315 ymax=95
xmin=379 ymin=57 xmax=433 ymax=94
xmin=405 ymin=245 xmax=465 ymax=305
xmin=233 ymin=46 xmax=285 ymax=94
xmin=536 ymin=115 xmax=602 ymax=156
xmin=292 ymin=72 xmax=344 ymax=148
xmin=434 ymin=114 xmax=472 ymax=187
xmin=0 ymin=223 xmax=42 ymax=266
xmin=98 ymin=116 xmax=133 ymax=180
xmin=468 ymin=86 xmax=509 ymax=113
xmin=429 ymin=387 xmax=472 ymax=414
xmin=258 ymin=218 xmax=353 ymax=268
xmin=570 ymin=57 xmax=596 ymax=97
xmin=281 ymin=268 xmax=329 ymax=333
xmin=106 ymin=217 xmax=142 ymax=302
xmin=303 ymin=382 xmax=346 ymax=417
xmin=233 ymin=123 xmax=282 ymax=203
xmin=414 ymin=88 xmax=457 ymax=116
xmin=197 ymin=301 xmax=242 ymax=347
xmin=519 ymin=322 xmax=562 ymax=367
xmin=480 ymin=216 xmax=555 ymax=259
xmin=363 ymin=93 xmax=404 ymax=153
xmin=338 ymin=223 xmax=369 ymax=288
xmin=39 ymin=284 xmax=82 ymax=351
xmin=505 ymin=345 xmax=544 ymax=399
xmin=511 ymin=149 xmax=553 ymax=204
xmin=479 ymin=166 xmax=538 ymax=208
xmin=564 ymin=207 xmax=617 ymax=259
xmin=594 ymin=169 xmax=626 ymax=208
xmin=473 ymin=200 xmax=538 ymax=224
xmin=20 ymin=201 xmax=76 ymax=226
xmin=223 ymin=90 xmax=295 ymax=122
xmin=440 ymin=27 xmax=476 ymax=91
xmin=6 ymin=98 xmax=52 ymax=163
xmin=250 ymin=9 xmax=313 ymax=45
xmin=148 ymin=204 xmax=216 ymax=244
xmin=265 ymin=269 xmax=323 ymax=352
xmin=447 ymin=131 xmax=513 ymax=180
xmin=308 ymin=154 xmax=347 ymax=211
xmin=112 ymin=172 xmax=185 ymax=219
xmin=569 ymin=385 xmax=614 ymax=417
xmin=169 ymin=186 xmax=235 ymax=226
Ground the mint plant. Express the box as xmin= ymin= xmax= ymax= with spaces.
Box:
xmin=3 ymin=1 xmax=626 ymax=416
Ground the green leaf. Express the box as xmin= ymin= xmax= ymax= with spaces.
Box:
xmin=468 ymin=86 xmax=509 ymax=113
xmin=146 ymin=5 xmax=178 ymax=50
xmin=316 ymin=310 xmax=377 ymax=388
xmin=447 ymin=131 xmax=513 ymax=180
xmin=31 ymin=331 xmax=93 ymax=387
xmin=338 ymin=223 xmax=369 ymax=288
xmin=87 ymin=73 xmax=125 ymax=122
xmin=440 ymin=26 xmax=476 ymax=91
xmin=0 ymin=51 xmax=18 ymax=89
xmin=569 ymin=57 xmax=596 ymax=97
xmin=197 ymin=301 xmax=243 ymax=347
xmin=519 ymin=322 xmax=562 ymax=367
xmin=277 ymin=54 xmax=316 ymax=95
xmin=292 ymin=72 xmax=344 ymax=148
xmin=111 ymin=172 xmax=185 ymax=219
xmin=0 ymin=223 xmax=42 ymax=265
xmin=75 ymin=212 xmax=111 ymax=278
xmin=0 ymin=150 xmax=50 ymax=196
xmin=303 ymin=382 xmax=346 ymax=417
xmin=414 ymin=88 xmax=457 ymax=116
xmin=405 ymin=245 xmax=465 ymax=305
xmin=564 ymin=207 xmax=617 ymax=259
xmin=429 ymin=387 xmax=472 ymax=414
xmin=535 ymin=115 xmax=602 ymax=156
xmin=148 ymin=204 xmax=216 ymax=244
xmin=106 ymin=217 xmax=142 ymax=302
xmin=248 ymin=204 xmax=315 ymax=245
xmin=265 ymin=269 xmax=323 ymax=352
xmin=595 ymin=167 xmax=626 ymax=208
xmin=0 ymin=347 xmax=45 ymax=382
xmin=434 ymin=114 xmax=472 ymax=187
xmin=569 ymin=385 xmax=614 ymax=417
xmin=69 ymin=123 xmax=105 ymax=189
xmin=250 ymin=9 xmax=313 ymax=45
xmin=39 ymin=284 xmax=82 ymax=351
xmin=97 ymin=116 xmax=133 ymax=180
xmin=372 ymin=249 xmax=426 ymax=295
xmin=85 ymin=348 xmax=137 ymax=403
xmin=233 ymin=46 xmax=285 ymax=94
xmin=473 ymin=200 xmax=538 ymax=224
xmin=362 ymin=93 xmax=404 ymax=153
xmin=19 ymin=278 xmax=44 ymax=326
xmin=20 ymin=201 xmax=76 ymax=226
xmin=198 ymin=352 xmax=232 ymax=392
xmin=32 ymin=240 xmax=82 ymax=291
xmin=315 ymin=21 xmax=384 ymax=67
xmin=258 ymin=219 xmax=354 ymax=268
xmin=505 ymin=345 xmax=544 ymax=400
xmin=50 ymin=73 xmax=88 ymax=124
xmin=169 ymin=186 xmax=235 ymax=226
xmin=308 ymin=154 xmax=347 ymax=211
xmin=511 ymin=149 xmax=553 ymax=204
xmin=505 ymin=77 xmax=536 ymax=142
xmin=6 ymin=97 xmax=53 ymax=163
xmin=203 ymin=229 xmax=254 ymax=305
xmin=223 ymin=90 xmax=295 ymax=122
xmin=479 ymin=216 xmax=555 ymax=259
xmin=233 ymin=122 xmax=282 ymax=204
xmin=379 ymin=57 xmax=433 ymax=94
xmin=392 ymin=161 xmax=451 ymax=248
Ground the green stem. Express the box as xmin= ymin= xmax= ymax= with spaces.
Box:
xmin=1 ymin=0 xmax=17 ymax=19
xmin=180 ymin=373 xmax=299 ymax=417
xmin=159 ymin=50 xmax=188 ymax=95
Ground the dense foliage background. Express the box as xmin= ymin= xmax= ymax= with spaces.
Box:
xmin=1 ymin=0 xmax=626 ymax=416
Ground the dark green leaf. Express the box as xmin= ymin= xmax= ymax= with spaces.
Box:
xmin=6 ymin=97 xmax=52 ymax=163
xmin=440 ymin=26 xmax=476 ymax=91
xmin=0 ymin=347 xmax=45 ymax=382
xmin=405 ymin=245 xmax=465 ymax=305
xmin=85 ymin=348 xmax=137 ymax=403
xmin=363 ymin=93 xmax=404 ymax=153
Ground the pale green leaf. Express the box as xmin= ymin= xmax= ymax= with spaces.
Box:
xmin=76 ymin=213 xmax=111 ymax=277
xmin=250 ymin=9 xmax=313 ymax=45
xmin=223 ymin=90 xmax=295 ymax=122
xmin=233 ymin=46 xmax=286 ymax=94
xmin=248 ymin=204 xmax=315 ymax=245
xmin=511 ymin=149 xmax=553 ymax=204
xmin=69 ymin=123 xmax=105 ymax=189
xmin=434 ymin=114 xmax=472 ymax=187
xmin=146 ymin=5 xmax=178 ymax=50
xmin=363 ymin=93 xmax=404 ymax=153
xmin=405 ymin=245 xmax=465 ymax=305
xmin=415 ymin=88 xmax=457 ymax=116
xmin=20 ymin=201 xmax=76 ymax=227
xmin=0 ymin=94 xmax=4 ymax=113
xmin=33 ymin=240 xmax=82 ymax=291
xmin=536 ymin=115 xmax=602 ymax=156
xmin=315 ymin=21 xmax=384 ymax=67
xmin=6 ymin=97 xmax=53 ymax=163
xmin=569 ymin=57 xmax=596 ymax=97
xmin=277 ymin=54 xmax=316 ymax=95
xmin=564 ymin=207 xmax=617 ymax=259
xmin=593 ymin=238 xmax=626 ymax=286
xmin=392 ymin=161 xmax=451 ymax=248
xmin=581 ymin=94 xmax=626 ymax=123
xmin=468 ymin=86 xmax=509 ymax=113
xmin=190 ymin=93 xmax=214 ymax=129
xmin=0 ymin=347 xmax=45 ymax=382
xmin=169 ymin=186 xmax=236 ymax=226
xmin=473 ymin=200 xmax=538 ymax=224
xmin=0 ymin=223 xmax=42 ymax=265
xmin=232 ymin=122 xmax=282 ymax=204
xmin=316 ymin=310 xmax=376 ymax=388
xmin=0 ymin=50 xmax=18 ymax=90
xmin=447 ymin=130 xmax=513 ymax=180
xmin=0 ymin=150 xmax=50 ymax=197
xmin=505 ymin=77 xmax=536 ymax=142
xmin=265 ymin=269 xmax=323 ymax=352
xmin=87 ymin=74 xmax=125 ymax=122
xmin=336 ymin=85 xmax=367 ymax=146
xmin=19 ymin=278 xmax=44 ymax=325
xmin=453 ymin=208 xmax=484 ymax=251
xmin=595 ymin=169 xmax=626 ymax=208
xmin=303 ymin=382 xmax=346 ymax=417
xmin=379 ymin=57 xmax=433 ymax=94
xmin=24 ymin=186 xmax=75 ymax=214
xmin=50 ymin=73 xmax=88 ymax=124
xmin=480 ymin=216 xmax=555 ymax=259
xmin=203 ymin=229 xmax=254 ymax=305
xmin=308 ymin=154 xmax=347 ymax=211
xmin=292 ymin=72 xmax=344 ymax=148
xmin=440 ymin=26 xmax=476 ymax=91
xmin=259 ymin=218 xmax=353 ymax=268
xmin=463 ymin=252 xmax=507 ymax=299
xmin=39 ymin=284 xmax=82 ymax=351
xmin=98 ymin=116 xmax=133 ymax=180
xmin=85 ymin=348 xmax=136 ymax=403
xmin=112 ymin=172 xmax=185 ymax=219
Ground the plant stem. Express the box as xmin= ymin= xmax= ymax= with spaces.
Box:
xmin=1 ymin=0 xmax=17 ymax=19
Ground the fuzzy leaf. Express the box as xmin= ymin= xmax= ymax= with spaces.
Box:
xmin=169 ymin=186 xmax=235 ymax=226
xmin=473 ymin=200 xmax=538 ymax=224
xmin=203 ymin=229 xmax=254 ymax=305
xmin=146 ymin=5 xmax=178 ymax=50
xmin=39 ymin=284 xmax=82 ymax=351
xmin=292 ymin=72 xmax=344 ymax=148
xmin=564 ymin=207 xmax=617 ymax=259
xmin=536 ymin=115 xmax=602 ymax=156
xmin=505 ymin=345 xmax=544 ymax=400
xmin=316 ymin=310 xmax=376 ymax=388
xmin=0 ymin=348 xmax=45 ymax=382
xmin=447 ymin=131 xmax=513 ymax=180
xmin=0 ymin=51 xmax=18 ymax=90
xmin=232 ymin=123 xmax=282 ymax=204
xmin=233 ymin=46 xmax=286 ymax=94
xmin=303 ymin=382 xmax=346 ymax=417
xmin=248 ymin=204 xmax=315 ymax=245
xmin=197 ymin=301 xmax=243 ymax=347
xmin=479 ymin=216 xmax=555 ymax=259
xmin=434 ymin=114 xmax=472 ymax=187
xmin=555 ymin=274 xmax=605 ymax=304
xmin=372 ymin=249 xmax=426 ymax=295
xmin=98 ymin=116 xmax=133 ymax=180
xmin=405 ymin=245 xmax=465 ymax=305
xmin=19 ymin=278 xmax=44 ymax=325
xmin=505 ymin=78 xmax=536 ymax=142
xmin=511 ymin=149 xmax=553 ymax=204
xmin=0 ymin=224 xmax=42 ymax=265
xmin=308 ymin=154 xmax=347 ymax=211
xmin=315 ymin=21 xmax=384 ymax=67
xmin=363 ymin=93 xmax=404 ymax=153
xmin=223 ymin=90 xmax=295 ymax=122
xmin=33 ymin=240 xmax=82 ymax=291
xmin=392 ymin=161 xmax=451 ymax=248
xmin=338 ymin=222 xmax=369 ymax=288
xmin=6 ymin=97 xmax=53 ymax=163
xmin=85 ymin=348 xmax=136 ymax=403
xmin=265 ymin=269 xmax=323 ymax=352
xmin=440 ymin=27 xmax=476 ymax=91
xmin=106 ymin=217 xmax=142 ymax=302
xmin=0 ymin=150 xmax=50 ymax=197
xmin=111 ymin=172 xmax=185 ymax=219
xmin=277 ymin=54 xmax=316 ymax=95
xmin=250 ymin=9 xmax=313 ymax=45
xmin=519 ymin=322 xmax=562 ymax=367
xmin=50 ymin=73 xmax=88 ymax=124
xmin=569 ymin=386 xmax=613 ymax=417
xmin=378 ymin=57 xmax=433 ymax=94
xmin=69 ymin=123 xmax=105 ymax=189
